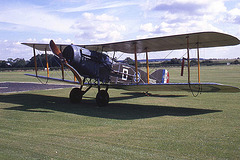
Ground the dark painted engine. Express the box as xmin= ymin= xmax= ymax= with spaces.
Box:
xmin=62 ymin=45 xmax=112 ymax=82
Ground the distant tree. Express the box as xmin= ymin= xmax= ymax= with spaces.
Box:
xmin=190 ymin=59 xmax=198 ymax=66
xmin=123 ymin=57 xmax=135 ymax=65
xmin=232 ymin=60 xmax=240 ymax=64
xmin=26 ymin=54 xmax=61 ymax=68
xmin=0 ymin=60 xmax=10 ymax=68
xmin=7 ymin=58 xmax=14 ymax=66
xmin=12 ymin=58 xmax=27 ymax=68
xmin=48 ymin=55 xmax=61 ymax=67
xmin=162 ymin=58 xmax=181 ymax=65
xmin=170 ymin=58 xmax=181 ymax=64
xmin=201 ymin=60 xmax=213 ymax=65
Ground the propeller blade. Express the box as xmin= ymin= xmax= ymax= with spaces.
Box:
xmin=49 ymin=40 xmax=64 ymax=59
xmin=49 ymin=40 xmax=83 ymax=85
xmin=65 ymin=63 xmax=83 ymax=85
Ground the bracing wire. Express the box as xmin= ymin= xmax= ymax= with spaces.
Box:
xmin=149 ymin=50 xmax=174 ymax=74
xmin=145 ymin=42 xmax=203 ymax=97
xmin=163 ymin=50 xmax=174 ymax=60
xmin=52 ymin=56 xmax=63 ymax=78
xmin=116 ymin=52 xmax=125 ymax=61
xmin=36 ymin=50 xmax=49 ymax=84
xmin=188 ymin=83 xmax=202 ymax=97
xmin=185 ymin=42 xmax=202 ymax=97
xmin=50 ymin=55 xmax=76 ymax=82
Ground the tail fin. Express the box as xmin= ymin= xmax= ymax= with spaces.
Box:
xmin=150 ymin=69 xmax=169 ymax=83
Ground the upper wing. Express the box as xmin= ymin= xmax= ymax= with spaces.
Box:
xmin=81 ymin=32 xmax=240 ymax=53
xmin=22 ymin=32 xmax=240 ymax=53
xmin=21 ymin=42 xmax=67 ymax=52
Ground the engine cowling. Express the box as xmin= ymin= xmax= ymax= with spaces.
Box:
xmin=62 ymin=45 xmax=111 ymax=82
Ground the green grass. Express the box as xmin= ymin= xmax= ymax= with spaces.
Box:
xmin=0 ymin=65 xmax=240 ymax=159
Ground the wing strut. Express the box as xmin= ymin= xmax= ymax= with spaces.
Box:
xmin=60 ymin=45 xmax=65 ymax=80
xmin=197 ymin=43 xmax=201 ymax=83
xmin=146 ymin=48 xmax=150 ymax=84
xmin=61 ymin=63 xmax=64 ymax=80
xmin=44 ymin=48 xmax=49 ymax=78
xmin=186 ymin=36 xmax=190 ymax=83
xmin=134 ymin=43 xmax=138 ymax=83
xmin=181 ymin=58 xmax=185 ymax=76
xmin=33 ymin=44 xmax=38 ymax=76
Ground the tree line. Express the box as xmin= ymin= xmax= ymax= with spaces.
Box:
xmin=0 ymin=55 xmax=239 ymax=69
xmin=123 ymin=57 xmax=240 ymax=67
xmin=0 ymin=54 xmax=61 ymax=69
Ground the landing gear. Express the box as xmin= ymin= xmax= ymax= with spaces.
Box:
xmin=69 ymin=79 xmax=110 ymax=107
xmin=69 ymin=88 xmax=84 ymax=103
xmin=69 ymin=83 xmax=92 ymax=103
xmin=96 ymin=90 xmax=109 ymax=107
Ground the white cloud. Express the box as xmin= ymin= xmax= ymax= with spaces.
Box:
xmin=0 ymin=37 xmax=75 ymax=61
xmin=135 ymin=0 xmax=240 ymax=59
xmin=227 ymin=8 xmax=240 ymax=24
xmin=58 ymin=1 xmax=139 ymax=13
xmin=0 ymin=3 xmax=75 ymax=33
xmin=144 ymin=0 xmax=227 ymax=23
xmin=82 ymin=12 xmax=94 ymax=20
xmin=82 ymin=12 xmax=119 ymax=22
xmin=0 ymin=40 xmax=32 ymax=60
xmin=140 ymin=23 xmax=159 ymax=32
xmin=96 ymin=14 xmax=119 ymax=21
xmin=26 ymin=38 xmax=37 ymax=42
xmin=139 ymin=0 xmax=228 ymax=37
xmin=72 ymin=12 xmax=126 ymax=43
xmin=39 ymin=38 xmax=73 ymax=44
xmin=139 ymin=20 xmax=221 ymax=38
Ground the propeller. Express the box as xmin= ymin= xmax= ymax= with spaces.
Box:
xmin=49 ymin=40 xmax=83 ymax=85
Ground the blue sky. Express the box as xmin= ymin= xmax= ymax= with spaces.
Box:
xmin=0 ymin=0 xmax=240 ymax=60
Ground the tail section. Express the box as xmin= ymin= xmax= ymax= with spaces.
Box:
xmin=150 ymin=69 xmax=169 ymax=83
xmin=110 ymin=63 xmax=169 ymax=84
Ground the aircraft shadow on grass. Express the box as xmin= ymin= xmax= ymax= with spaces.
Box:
xmin=83 ymin=92 xmax=188 ymax=102
xmin=0 ymin=93 xmax=222 ymax=120
xmin=121 ymin=92 xmax=188 ymax=98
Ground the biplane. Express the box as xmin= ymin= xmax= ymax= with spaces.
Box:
xmin=22 ymin=32 xmax=240 ymax=106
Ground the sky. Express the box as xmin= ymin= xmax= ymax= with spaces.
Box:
xmin=0 ymin=0 xmax=240 ymax=60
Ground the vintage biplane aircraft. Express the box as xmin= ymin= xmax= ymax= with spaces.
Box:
xmin=22 ymin=32 xmax=240 ymax=106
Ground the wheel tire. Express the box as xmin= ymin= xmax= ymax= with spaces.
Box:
xmin=69 ymin=88 xmax=83 ymax=103
xmin=96 ymin=90 xmax=109 ymax=107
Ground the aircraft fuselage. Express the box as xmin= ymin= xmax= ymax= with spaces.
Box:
xmin=62 ymin=45 xmax=112 ymax=83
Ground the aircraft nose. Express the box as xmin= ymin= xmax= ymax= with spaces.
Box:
xmin=62 ymin=45 xmax=74 ymax=63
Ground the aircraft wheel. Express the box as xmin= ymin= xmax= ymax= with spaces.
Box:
xmin=69 ymin=88 xmax=83 ymax=103
xmin=96 ymin=90 xmax=109 ymax=107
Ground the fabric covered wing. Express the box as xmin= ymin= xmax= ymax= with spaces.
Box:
xmin=81 ymin=32 xmax=240 ymax=53
xmin=25 ymin=74 xmax=240 ymax=93
xmin=21 ymin=43 xmax=68 ymax=52
xmin=25 ymin=74 xmax=79 ymax=84
xmin=110 ymin=83 xmax=240 ymax=93
xmin=22 ymin=32 xmax=240 ymax=53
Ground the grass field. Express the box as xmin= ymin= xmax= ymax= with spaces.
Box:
xmin=0 ymin=65 xmax=239 ymax=159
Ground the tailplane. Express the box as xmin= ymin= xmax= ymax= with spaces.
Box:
xmin=150 ymin=69 xmax=169 ymax=83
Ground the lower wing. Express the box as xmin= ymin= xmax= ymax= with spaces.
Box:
xmin=110 ymin=83 xmax=240 ymax=93
xmin=26 ymin=73 xmax=240 ymax=93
